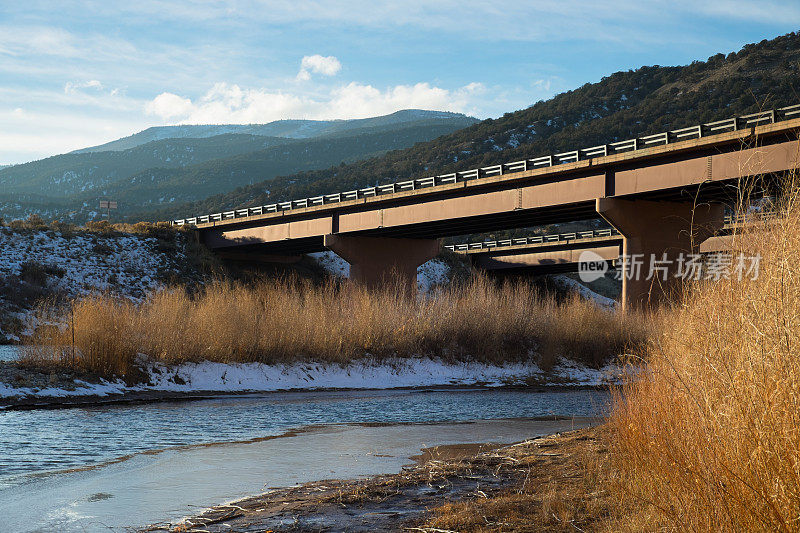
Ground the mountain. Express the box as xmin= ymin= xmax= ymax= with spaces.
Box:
xmin=71 ymin=110 xmax=469 ymax=153
xmin=0 ymin=134 xmax=290 ymax=198
xmin=77 ymin=120 xmax=475 ymax=209
xmin=0 ymin=111 xmax=477 ymax=221
xmin=152 ymin=32 xmax=800 ymax=224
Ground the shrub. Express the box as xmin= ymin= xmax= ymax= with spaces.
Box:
xmin=85 ymin=220 xmax=115 ymax=235
xmin=24 ymin=213 xmax=47 ymax=229
xmin=19 ymin=261 xmax=49 ymax=286
xmin=50 ymin=220 xmax=75 ymax=236
xmin=92 ymin=241 xmax=114 ymax=255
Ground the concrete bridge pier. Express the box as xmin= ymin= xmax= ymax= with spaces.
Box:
xmin=323 ymin=234 xmax=441 ymax=291
xmin=596 ymin=198 xmax=725 ymax=310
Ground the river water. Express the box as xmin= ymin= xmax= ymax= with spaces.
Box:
xmin=0 ymin=348 xmax=609 ymax=532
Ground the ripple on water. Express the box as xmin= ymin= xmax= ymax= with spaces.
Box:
xmin=0 ymin=388 xmax=609 ymax=486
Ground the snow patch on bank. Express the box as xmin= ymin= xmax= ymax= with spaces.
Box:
xmin=417 ymin=260 xmax=450 ymax=292
xmin=553 ymin=275 xmax=617 ymax=309
xmin=0 ymin=358 xmax=621 ymax=399
xmin=309 ymin=251 xmax=350 ymax=278
xmin=310 ymin=251 xmax=451 ymax=293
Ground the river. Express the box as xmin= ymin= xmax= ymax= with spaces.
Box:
xmin=0 ymin=347 xmax=609 ymax=532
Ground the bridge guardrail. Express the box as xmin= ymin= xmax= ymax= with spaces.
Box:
xmin=173 ymin=104 xmax=800 ymax=226
xmin=444 ymin=228 xmax=621 ymax=252
xmin=723 ymin=210 xmax=779 ymax=225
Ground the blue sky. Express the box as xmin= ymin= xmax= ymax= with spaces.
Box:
xmin=2 ymin=1 xmax=799 ymax=165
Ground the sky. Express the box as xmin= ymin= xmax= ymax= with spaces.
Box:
xmin=1 ymin=1 xmax=799 ymax=165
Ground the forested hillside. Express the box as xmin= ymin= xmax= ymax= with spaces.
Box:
xmin=152 ymin=32 xmax=800 ymax=223
xmin=0 ymin=134 xmax=290 ymax=198
xmin=82 ymin=120 xmax=474 ymax=209
xmin=0 ymin=111 xmax=476 ymax=222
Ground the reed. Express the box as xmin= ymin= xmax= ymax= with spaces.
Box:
xmin=609 ymin=188 xmax=800 ymax=531
xmin=24 ymin=276 xmax=647 ymax=379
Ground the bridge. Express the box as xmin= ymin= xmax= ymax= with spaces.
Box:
xmin=174 ymin=105 xmax=800 ymax=309
xmin=447 ymin=228 xmax=623 ymax=276
xmin=448 ymin=212 xmax=762 ymax=277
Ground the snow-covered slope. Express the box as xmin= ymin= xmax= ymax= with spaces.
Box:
xmin=0 ymin=356 xmax=623 ymax=401
xmin=0 ymin=228 xmax=194 ymax=341
xmin=553 ymin=275 xmax=617 ymax=309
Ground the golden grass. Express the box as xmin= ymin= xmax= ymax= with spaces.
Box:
xmin=423 ymin=428 xmax=619 ymax=533
xmin=23 ymin=276 xmax=648 ymax=379
xmin=609 ymin=191 xmax=800 ymax=531
xmin=419 ymin=427 xmax=639 ymax=532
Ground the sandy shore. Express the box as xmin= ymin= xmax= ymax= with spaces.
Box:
xmin=147 ymin=426 xmax=620 ymax=533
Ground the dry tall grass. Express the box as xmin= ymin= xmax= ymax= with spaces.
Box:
xmin=610 ymin=191 xmax=800 ymax=531
xmin=24 ymin=276 xmax=648 ymax=380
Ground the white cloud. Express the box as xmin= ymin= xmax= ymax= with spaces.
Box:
xmin=64 ymin=80 xmax=103 ymax=94
xmin=144 ymin=80 xmax=485 ymax=124
xmin=297 ymin=54 xmax=342 ymax=81
xmin=0 ymin=25 xmax=137 ymax=59
xmin=145 ymin=92 xmax=195 ymax=120
xmin=685 ymin=0 xmax=800 ymax=24
xmin=32 ymin=0 xmax=800 ymax=31
xmin=0 ymin=26 xmax=79 ymax=57
xmin=146 ymin=1 xmax=800 ymax=43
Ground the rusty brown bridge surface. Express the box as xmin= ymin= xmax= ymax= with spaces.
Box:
xmin=177 ymin=106 xmax=800 ymax=308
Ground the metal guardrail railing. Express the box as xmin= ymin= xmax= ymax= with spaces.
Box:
xmin=173 ymin=104 xmax=800 ymax=226
xmin=444 ymin=228 xmax=621 ymax=252
xmin=723 ymin=210 xmax=779 ymax=225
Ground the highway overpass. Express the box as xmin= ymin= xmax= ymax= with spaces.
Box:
xmin=448 ymin=213 xmax=762 ymax=278
xmin=175 ymin=105 xmax=800 ymax=308
xmin=447 ymin=228 xmax=623 ymax=275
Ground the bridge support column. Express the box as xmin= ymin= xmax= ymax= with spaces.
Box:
xmin=323 ymin=234 xmax=441 ymax=291
xmin=596 ymin=198 xmax=724 ymax=310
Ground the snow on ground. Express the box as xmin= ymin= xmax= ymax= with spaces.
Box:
xmin=310 ymin=251 xmax=451 ymax=293
xmin=417 ymin=259 xmax=450 ymax=292
xmin=0 ymin=228 xmax=190 ymax=341
xmin=0 ymin=229 xmax=175 ymax=298
xmin=553 ymin=275 xmax=617 ymax=309
xmin=0 ymin=357 xmax=621 ymax=399
xmin=309 ymin=251 xmax=350 ymax=278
